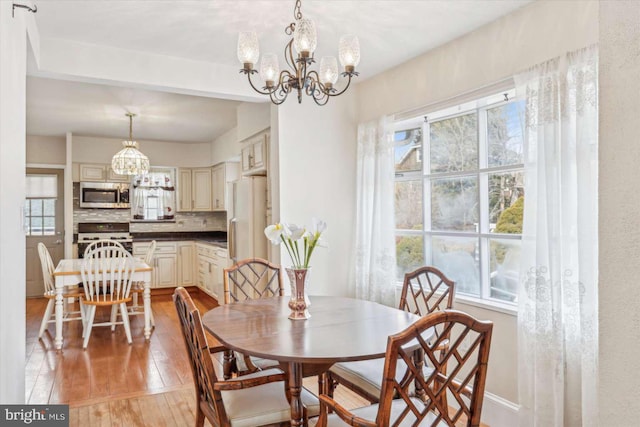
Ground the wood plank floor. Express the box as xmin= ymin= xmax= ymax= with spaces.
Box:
xmin=26 ymin=290 xmax=485 ymax=426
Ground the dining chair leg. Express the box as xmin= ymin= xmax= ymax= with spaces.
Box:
xmin=149 ymin=308 xmax=155 ymax=327
xmin=195 ymin=404 xmax=205 ymax=427
xmin=38 ymin=299 xmax=55 ymax=339
xmin=120 ymin=303 xmax=132 ymax=344
xmin=110 ymin=305 xmax=118 ymax=331
xmin=78 ymin=300 xmax=86 ymax=336
xmin=83 ymin=305 xmax=97 ymax=349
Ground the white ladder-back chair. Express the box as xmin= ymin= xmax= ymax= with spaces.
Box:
xmin=81 ymin=243 xmax=135 ymax=349
xmin=37 ymin=242 xmax=85 ymax=339
xmin=129 ymin=240 xmax=156 ymax=326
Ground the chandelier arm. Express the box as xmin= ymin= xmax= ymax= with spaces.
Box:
xmin=284 ymin=39 xmax=296 ymax=73
xmin=311 ymin=86 xmax=330 ymax=106
xmin=246 ymin=73 xmax=276 ymax=95
xmin=327 ymin=73 xmax=354 ymax=97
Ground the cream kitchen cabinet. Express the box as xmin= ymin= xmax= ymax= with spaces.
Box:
xmin=196 ymin=243 xmax=228 ymax=301
xmin=177 ymin=168 xmax=212 ymax=212
xmin=241 ymin=132 xmax=268 ymax=176
xmin=133 ymin=241 xmax=194 ymax=288
xmin=79 ymin=163 xmax=130 ymax=182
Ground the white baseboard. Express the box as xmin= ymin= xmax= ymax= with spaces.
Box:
xmin=481 ymin=392 xmax=519 ymax=427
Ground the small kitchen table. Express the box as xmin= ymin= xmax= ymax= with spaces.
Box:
xmin=201 ymin=296 xmax=421 ymax=427
xmin=52 ymin=258 xmax=153 ymax=351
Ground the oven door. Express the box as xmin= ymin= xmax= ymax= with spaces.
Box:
xmin=80 ymin=182 xmax=130 ymax=208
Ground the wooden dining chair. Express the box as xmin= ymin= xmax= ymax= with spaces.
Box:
xmin=315 ymin=310 xmax=493 ymax=427
xmin=80 ymin=243 xmax=135 ymax=349
xmin=173 ymin=287 xmax=320 ymax=427
xmin=37 ymin=242 xmax=85 ymax=339
xmin=127 ymin=240 xmax=156 ymax=326
xmin=326 ymin=266 xmax=455 ymax=403
xmin=223 ymin=258 xmax=284 ymax=378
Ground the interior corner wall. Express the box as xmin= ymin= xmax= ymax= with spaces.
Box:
xmin=72 ymin=135 xmax=212 ymax=167
xmin=236 ymin=102 xmax=270 ymax=142
xmin=598 ymin=1 xmax=640 ymax=423
xmin=0 ymin=1 xmax=28 ymax=403
xmin=211 ymin=127 xmax=240 ymax=165
xmin=276 ymin=92 xmax=357 ymax=298
xmin=351 ymin=0 xmax=598 ymax=410
xmin=356 ymin=0 xmax=598 ymax=122
xmin=26 ymin=135 xmax=66 ymax=165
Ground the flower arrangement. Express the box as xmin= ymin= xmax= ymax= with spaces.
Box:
xmin=264 ymin=218 xmax=327 ymax=269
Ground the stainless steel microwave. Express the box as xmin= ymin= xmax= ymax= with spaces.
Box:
xmin=80 ymin=182 xmax=130 ymax=209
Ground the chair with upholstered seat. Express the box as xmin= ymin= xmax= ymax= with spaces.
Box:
xmin=81 ymin=243 xmax=135 ymax=349
xmin=173 ymin=287 xmax=320 ymax=427
xmin=37 ymin=242 xmax=85 ymax=339
xmin=326 ymin=266 xmax=455 ymax=402
xmin=223 ymin=258 xmax=284 ymax=378
xmin=314 ymin=310 xmax=493 ymax=427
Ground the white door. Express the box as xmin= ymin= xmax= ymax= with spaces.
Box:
xmin=25 ymin=169 xmax=64 ymax=297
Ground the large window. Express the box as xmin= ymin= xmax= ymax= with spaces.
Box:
xmin=394 ymin=92 xmax=524 ymax=304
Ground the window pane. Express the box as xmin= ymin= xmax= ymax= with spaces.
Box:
xmin=431 ymin=177 xmax=478 ymax=231
xmin=432 ymin=236 xmax=480 ymax=296
xmin=31 ymin=217 xmax=43 ymax=235
xmin=43 ymin=199 xmax=55 ymax=216
xmin=30 ymin=199 xmax=43 ymax=216
xmin=394 ymin=128 xmax=422 ymax=173
xmin=430 ymin=113 xmax=478 ymax=173
xmin=489 ymin=172 xmax=524 ymax=233
xmin=43 ymin=217 xmax=55 ymax=235
xmin=395 ymin=180 xmax=423 ymax=230
xmin=396 ymin=235 xmax=424 ymax=280
xmin=489 ymin=238 xmax=521 ymax=302
xmin=487 ymin=101 xmax=525 ymax=167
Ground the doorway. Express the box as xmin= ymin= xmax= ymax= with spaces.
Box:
xmin=25 ymin=168 xmax=64 ymax=297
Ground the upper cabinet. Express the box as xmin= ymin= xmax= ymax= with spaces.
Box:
xmin=241 ymin=132 xmax=268 ymax=176
xmin=211 ymin=162 xmax=239 ymax=212
xmin=177 ymin=168 xmax=212 ymax=212
xmin=79 ymin=163 xmax=130 ymax=182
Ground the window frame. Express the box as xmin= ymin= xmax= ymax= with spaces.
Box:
xmin=393 ymin=89 xmax=523 ymax=310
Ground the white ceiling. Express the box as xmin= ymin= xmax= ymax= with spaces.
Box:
xmin=28 ymin=0 xmax=532 ymax=142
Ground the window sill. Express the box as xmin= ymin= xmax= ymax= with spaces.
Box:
xmin=394 ymin=282 xmax=517 ymax=317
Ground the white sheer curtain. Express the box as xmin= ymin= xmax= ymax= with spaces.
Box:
xmin=516 ymin=45 xmax=598 ymax=427
xmin=354 ymin=116 xmax=396 ymax=306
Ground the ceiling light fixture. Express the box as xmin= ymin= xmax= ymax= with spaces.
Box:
xmin=237 ymin=0 xmax=360 ymax=106
xmin=111 ymin=113 xmax=150 ymax=175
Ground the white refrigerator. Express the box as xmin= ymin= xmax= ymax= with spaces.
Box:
xmin=228 ymin=176 xmax=268 ymax=264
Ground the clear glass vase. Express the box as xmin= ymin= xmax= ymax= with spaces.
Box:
xmin=286 ymin=267 xmax=311 ymax=320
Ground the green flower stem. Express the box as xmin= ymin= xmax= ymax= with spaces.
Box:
xmin=280 ymin=235 xmax=297 ymax=266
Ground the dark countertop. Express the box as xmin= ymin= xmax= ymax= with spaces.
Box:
xmin=131 ymin=231 xmax=227 ymax=248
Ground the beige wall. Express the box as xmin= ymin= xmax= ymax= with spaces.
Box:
xmin=352 ymin=0 xmax=598 ymax=407
xmin=357 ymin=0 xmax=598 ymax=122
xmin=26 ymin=135 xmax=65 ymax=165
xmin=276 ymin=91 xmax=357 ymax=299
xmin=72 ymin=135 xmax=212 ymax=167
xmin=211 ymin=127 xmax=241 ymax=165
xmin=236 ymin=102 xmax=270 ymax=142
xmin=599 ymin=0 xmax=640 ymax=424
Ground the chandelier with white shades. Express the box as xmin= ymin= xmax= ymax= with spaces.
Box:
xmin=237 ymin=0 xmax=360 ymax=106
xmin=111 ymin=113 xmax=150 ymax=176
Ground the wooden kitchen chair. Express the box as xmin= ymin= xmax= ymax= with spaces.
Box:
xmin=314 ymin=310 xmax=493 ymax=427
xmin=326 ymin=266 xmax=456 ymax=402
xmin=173 ymin=287 xmax=320 ymax=427
xmin=37 ymin=242 xmax=85 ymax=339
xmin=223 ymin=258 xmax=284 ymax=378
xmin=128 ymin=240 xmax=156 ymax=326
xmin=80 ymin=244 xmax=135 ymax=349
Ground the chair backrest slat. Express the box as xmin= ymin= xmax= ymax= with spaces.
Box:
xmin=376 ymin=310 xmax=493 ymax=427
xmin=81 ymin=242 xmax=134 ymax=302
xmin=223 ymin=258 xmax=284 ymax=304
xmin=173 ymin=288 xmax=226 ymax=422
xmin=37 ymin=242 xmax=56 ymax=294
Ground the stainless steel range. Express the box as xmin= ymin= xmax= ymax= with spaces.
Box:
xmin=77 ymin=222 xmax=133 ymax=258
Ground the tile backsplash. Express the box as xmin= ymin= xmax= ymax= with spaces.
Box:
xmin=73 ymin=183 xmax=226 ymax=233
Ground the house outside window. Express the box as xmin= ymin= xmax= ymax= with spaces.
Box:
xmin=394 ymin=91 xmax=525 ymax=305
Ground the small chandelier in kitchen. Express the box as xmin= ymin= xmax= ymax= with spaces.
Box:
xmin=111 ymin=113 xmax=150 ymax=175
xmin=237 ymin=0 xmax=360 ymax=106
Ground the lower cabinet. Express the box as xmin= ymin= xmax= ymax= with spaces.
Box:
xmin=133 ymin=241 xmax=194 ymax=288
xmin=196 ymin=243 xmax=228 ymax=301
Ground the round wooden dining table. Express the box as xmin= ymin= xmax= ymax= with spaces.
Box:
xmin=201 ymin=295 xmax=421 ymax=427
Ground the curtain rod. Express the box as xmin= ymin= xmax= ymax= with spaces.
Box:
xmin=393 ymin=77 xmax=515 ymax=122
